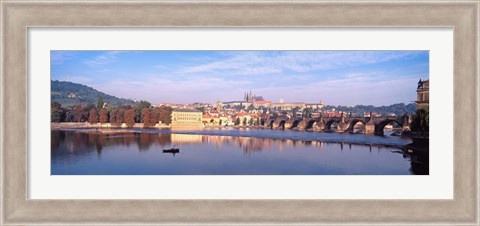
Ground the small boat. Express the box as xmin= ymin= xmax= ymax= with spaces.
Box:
xmin=163 ymin=145 xmax=179 ymax=153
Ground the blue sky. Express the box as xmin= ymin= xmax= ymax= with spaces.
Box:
xmin=51 ymin=50 xmax=429 ymax=106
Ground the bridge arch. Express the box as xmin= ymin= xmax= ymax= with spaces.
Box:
xmin=305 ymin=119 xmax=317 ymax=130
xmin=324 ymin=118 xmax=341 ymax=131
xmin=346 ymin=119 xmax=366 ymax=133
xmin=374 ymin=119 xmax=403 ymax=135
xmin=268 ymin=120 xmax=274 ymax=129
xmin=290 ymin=119 xmax=301 ymax=129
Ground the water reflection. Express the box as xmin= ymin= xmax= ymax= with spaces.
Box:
xmin=51 ymin=130 xmax=426 ymax=175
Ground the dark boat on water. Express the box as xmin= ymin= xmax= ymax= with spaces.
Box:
xmin=163 ymin=145 xmax=179 ymax=153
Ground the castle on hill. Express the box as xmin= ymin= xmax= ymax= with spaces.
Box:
xmin=244 ymin=90 xmax=264 ymax=103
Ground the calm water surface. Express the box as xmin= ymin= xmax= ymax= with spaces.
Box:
xmin=51 ymin=128 xmax=421 ymax=175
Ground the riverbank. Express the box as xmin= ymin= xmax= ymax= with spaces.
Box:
xmin=52 ymin=123 xmax=412 ymax=147
xmin=51 ymin=122 xmax=171 ymax=129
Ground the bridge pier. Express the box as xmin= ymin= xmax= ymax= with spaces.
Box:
xmin=315 ymin=121 xmax=325 ymax=131
xmin=365 ymin=120 xmax=375 ymax=134
xmin=306 ymin=122 xmax=317 ymax=131
xmin=295 ymin=120 xmax=306 ymax=130
xmin=284 ymin=122 xmax=292 ymax=129
xmin=337 ymin=123 xmax=348 ymax=132
xmin=336 ymin=113 xmax=349 ymax=132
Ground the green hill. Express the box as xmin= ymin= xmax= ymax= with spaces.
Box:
xmin=322 ymin=103 xmax=417 ymax=117
xmin=51 ymin=80 xmax=135 ymax=107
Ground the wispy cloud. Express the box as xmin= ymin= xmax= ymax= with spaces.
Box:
xmin=92 ymin=76 xmax=252 ymax=104
xmin=84 ymin=51 xmax=122 ymax=66
xmin=179 ymin=51 xmax=421 ymax=75
xmin=253 ymin=73 xmax=419 ymax=106
xmin=180 ymin=52 xmax=282 ymax=75
xmin=51 ymin=50 xmax=428 ymax=105
xmin=91 ymin=71 xmax=418 ymax=106
xmin=153 ymin=64 xmax=169 ymax=69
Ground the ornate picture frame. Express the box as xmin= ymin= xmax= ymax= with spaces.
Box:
xmin=1 ymin=1 xmax=478 ymax=225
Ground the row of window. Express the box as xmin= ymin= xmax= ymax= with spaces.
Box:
xmin=173 ymin=113 xmax=202 ymax=117
xmin=173 ymin=121 xmax=203 ymax=124
xmin=174 ymin=117 xmax=201 ymax=121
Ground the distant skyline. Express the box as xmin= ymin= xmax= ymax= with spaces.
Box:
xmin=51 ymin=50 xmax=429 ymax=106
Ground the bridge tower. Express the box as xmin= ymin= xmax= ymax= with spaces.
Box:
xmin=365 ymin=111 xmax=375 ymax=134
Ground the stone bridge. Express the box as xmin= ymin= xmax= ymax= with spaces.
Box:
xmin=264 ymin=113 xmax=411 ymax=135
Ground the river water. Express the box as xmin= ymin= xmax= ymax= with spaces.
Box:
xmin=51 ymin=128 xmax=426 ymax=175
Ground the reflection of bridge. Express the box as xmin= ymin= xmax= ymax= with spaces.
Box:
xmin=265 ymin=113 xmax=411 ymax=135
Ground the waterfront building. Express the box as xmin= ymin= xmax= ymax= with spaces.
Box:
xmin=324 ymin=111 xmax=343 ymax=118
xmin=305 ymin=101 xmax=324 ymax=109
xmin=234 ymin=111 xmax=252 ymax=126
xmin=156 ymin=103 xmax=184 ymax=109
xmin=253 ymin=100 xmax=273 ymax=108
xmin=311 ymin=112 xmax=321 ymax=119
xmin=202 ymin=113 xmax=220 ymax=125
xmin=416 ymin=79 xmax=429 ymax=110
xmin=222 ymin=100 xmax=252 ymax=108
xmin=363 ymin=112 xmax=381 ymax=118
xmin=171 ymin=109 xmax=203 ymax=129
xmin=272 ymin=102 xmax=305 ymax=110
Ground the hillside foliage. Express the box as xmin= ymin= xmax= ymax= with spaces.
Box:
xmin=51 ymin=80 xmax=135 ymax=107
xmin=322 ymin=103 xmax=417 ymax=116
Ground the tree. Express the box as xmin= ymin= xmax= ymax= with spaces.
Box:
xmin=158 ymin=105 xmax=173 ymax=124
xmin=109 ymin=107 xmax=127 ymax=125
xmin=235 ymin=117 xmax=241 ymax=125
xmin=303 ymin=107 xmax=313 ymax=118
xmin=99 ymin=108 xmax=108 ymax=124
xmin=124 ymin=109 xmax=136 ymax=127
xmin=135 ymin=101 xmax=151 ymax=122
xmin=109 ymin=108 xmax=118 ymax=124
xmin=84 ymin=104 xmax=97 ymax=112
xmin=410 ymin=109 xmax=429 ymax=134
xmin=292 ymin=106 xmax=301 ymax=117
xmin=64 ymin=106 xmax=75 ymax=122
xmin=249 ymin=118 xmax=254 ymax=125
xmin=97 ymin=96 xmax=104 ymax=110
xmin=219 ymin=119 xmax=223 ymax=126
xmin=88 ymin=108 xmax=99 ymax=124
xmin=141 ymin=108 xmax=152 ymax=127
xmin=150 ymin=107 xmax=160 ymax=125
xmin=51 ymin=102 xmax=65 ymax=122
xmin=114 ymin=108 xmax=125 ymax=125
xmin=73 ymin=104 xmax=87 ymax=122
xmin=242 ymin=117 xmax=247 ymax=126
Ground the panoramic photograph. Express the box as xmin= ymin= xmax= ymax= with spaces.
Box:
xmin=50 ymin=50 xmax=429 ymax=175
